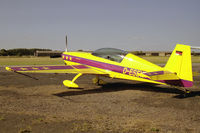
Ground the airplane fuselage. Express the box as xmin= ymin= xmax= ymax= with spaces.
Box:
xmin=62 ymin=51 xmax=165 ymax=85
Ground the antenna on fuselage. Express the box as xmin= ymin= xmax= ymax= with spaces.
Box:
xmin=65 ymin=35 xmax=68 ymax=52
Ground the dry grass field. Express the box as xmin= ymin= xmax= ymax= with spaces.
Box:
xmin=0 ymin=56 xmax=64 ymax=66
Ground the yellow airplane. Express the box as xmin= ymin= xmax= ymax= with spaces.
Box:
xmin=5 ymin=37 xmax=193 ymax=90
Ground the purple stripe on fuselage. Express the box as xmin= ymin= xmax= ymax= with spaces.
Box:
xmin=144 ymin=71 xmax=164 ymax=76
xmin=62 ymin=54 xmax=193 ymax=87
xmin=63 ymin=54 xmax=125 ymax=73
xmin=62 ymin=54 xmax=149 ymax=79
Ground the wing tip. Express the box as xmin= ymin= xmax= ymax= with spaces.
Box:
xmin=5 ymin=67 xmax=13 ymax=71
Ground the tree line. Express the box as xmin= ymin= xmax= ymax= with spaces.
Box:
xmin=0 ymin=48 xmax=52 ymax=56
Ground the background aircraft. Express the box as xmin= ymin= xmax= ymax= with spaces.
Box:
xmin=6 ymin=36 xmax=194 ymax=93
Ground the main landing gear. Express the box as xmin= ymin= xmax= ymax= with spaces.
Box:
xmin=92 ymin=75 xmax=106 ymax=85
xmin=173 ymin=86 xmax=191 ymax=94
xmin=63 ymin=73 xmax=82 ymax=88
xmin=179 ymin=87 xmax=191 ymax=97
xmin=63 ymin=74 xmax=106 ymax=88
xmin=184 ymin=89 xmax=191 ymax=94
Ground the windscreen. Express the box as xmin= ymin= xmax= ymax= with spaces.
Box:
xmin=92 ymin=48 xmax=128 ymax=62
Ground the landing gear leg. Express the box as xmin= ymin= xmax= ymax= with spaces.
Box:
xmin=183 ymin=88 xmax=191 ymax=94
xmin=72 ymin=73 xmax=83 ymax=83
xmin=178 ymin=87 xmax=191 ymax=94
xmin=63 ymin=73 xmax=82 ymax=88
xmin=179 ymin=87 xmax=191 ymax=97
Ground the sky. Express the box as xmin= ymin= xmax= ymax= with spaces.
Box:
xmin=0 ymin=0 xmax=200 ymax=51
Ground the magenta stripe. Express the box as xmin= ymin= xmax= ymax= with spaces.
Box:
xmin=62 ymin=54 xmax=149 ymax=79
xmin=62 ymin=54 xmax=193 ymax=87
xmin=144 ymin=71 xmax=164 ymax=76
xmin=157 ymin=79 xmax=193 ymax=87
xmin=63 ymin=54 xmax=127 ymax=73
xmin=73 ymin=65 xmax=89 ymax=69
xmin=10 ymin=65 xmax=88 ymax=71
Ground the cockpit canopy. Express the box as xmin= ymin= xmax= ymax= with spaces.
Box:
xmin=92 ymin=48 xmax=128 ymax=63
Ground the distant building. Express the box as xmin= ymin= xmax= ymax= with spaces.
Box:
xmin=35 ymin=50 xmax=200 ymax=57
xmin=133 ymin=51 xmax=172 ymax=56
xmin=192 ymin=52 xmax=200 ymax=56
xmin=136 ymin=51 xmax=199 ymax=56
xmin=35 ymin=51 xmax=63 ymax=57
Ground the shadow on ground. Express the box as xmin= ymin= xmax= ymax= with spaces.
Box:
xmin=54 ymin=82 xmax=200 ymax=99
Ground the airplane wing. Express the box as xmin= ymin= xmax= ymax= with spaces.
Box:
xmin=5 ymin=65 xmax=106 ymax=75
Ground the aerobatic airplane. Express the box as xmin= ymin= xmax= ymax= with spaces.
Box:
xmin=5 ymin=37 xmax=194 ymax=92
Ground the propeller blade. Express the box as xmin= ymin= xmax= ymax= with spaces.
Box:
xmin=65 ymin=35 xmax=68 ymax=52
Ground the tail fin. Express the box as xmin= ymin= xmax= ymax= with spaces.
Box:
xmin=164 ymin=44 xmax=193 ymax=87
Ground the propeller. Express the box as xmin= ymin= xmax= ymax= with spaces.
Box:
xmin=50 ymin=35 xmax=68 ymax=58
xmin=65 ymin=35 xmax=68 ymax=52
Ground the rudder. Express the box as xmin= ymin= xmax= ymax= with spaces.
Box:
xmin=164 ymin=44 xmax=193 ymax=87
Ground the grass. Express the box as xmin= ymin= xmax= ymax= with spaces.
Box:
xmin=0 ymin=56 xmax=199 ymax=66
xmin=72 ymin=122 xmax=92 ymax=132
xmin=31 ymin=117 xmax=46 ymax=125
xmin=150 ymin=127 xmax=160 ymax=132
xmin=18 ymin=127 xmax=32 ymax=133
xmin=0 ymin=115 xmax=5 ymax=121
xmin=0 ymin=56 xmax=64 ymax=66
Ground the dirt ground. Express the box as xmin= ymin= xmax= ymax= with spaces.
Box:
xmin=0 ymin=65 xmax=200 ymax=133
